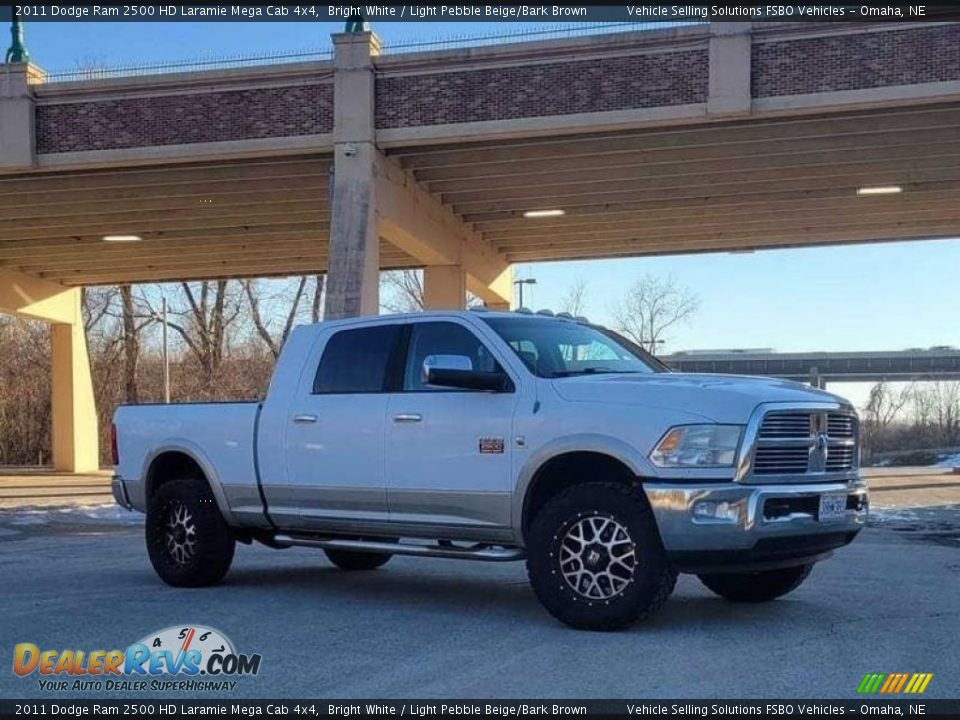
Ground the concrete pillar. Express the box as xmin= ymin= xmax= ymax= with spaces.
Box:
xmin=809 ymin=366 xmax=826 ymax=390
xmin=707 ymin=22 xmax=752 ymax=116
xmin=0 ymin=62 xmax=42 ymax=169
xmin=324 ymin=32 xmax=381 ymax=320
xmin=423 ymin=265 xmax=467 ymax=310
xmin=0 ymin=271 xmax=99 ymax=472
xmin=51 ymin=310 xmax=99 ymax=473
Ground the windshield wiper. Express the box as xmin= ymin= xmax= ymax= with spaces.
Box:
xmin=548 ymin=368 xmax=644 ymax=377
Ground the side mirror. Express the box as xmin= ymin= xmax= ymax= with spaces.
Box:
xmin=422 ymin=355 xmax=511 ymax=392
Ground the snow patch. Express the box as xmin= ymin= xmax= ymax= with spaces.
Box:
xmin=934 ymin=452 xmax=960 ymax=468
xmin=3 ymin=503 xmax=143 ymax=526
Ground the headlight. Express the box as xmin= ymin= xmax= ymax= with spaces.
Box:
xmin=650 ymin=425 xmax=743 ymax=468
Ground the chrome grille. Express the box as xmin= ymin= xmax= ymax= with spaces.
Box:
xmin=827 ymin=414 xmax=855 ymax=438
xmin=758 ymin=412 xmax=813 ymax=439
xmin=751 ymin=410 xmax=858 ymax=477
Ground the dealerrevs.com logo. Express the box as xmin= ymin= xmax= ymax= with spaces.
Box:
xmin=13 ymin=625 xmax=261 ymax=692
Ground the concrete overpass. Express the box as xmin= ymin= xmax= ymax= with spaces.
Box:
xmin=2 ymin=21 xmax=960 ymax=469
xmin=664 ymin=349 xmax=960 ymax=385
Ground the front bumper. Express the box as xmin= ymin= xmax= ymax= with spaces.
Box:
xmin=111 ymin=475 xmax=133 ymax=510
xmin=644 ymin=479 xmax=868 ymax=573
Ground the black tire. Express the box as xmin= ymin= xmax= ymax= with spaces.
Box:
xmin=146 ymin=478 xmax=235 ymax=587
xmin=324 ymin=548 xmax=392 ymax=571
xmin=698 ymin=563 xmax=813 ymax=603
xmin=526 ymin=482 xmax=677 ymax=631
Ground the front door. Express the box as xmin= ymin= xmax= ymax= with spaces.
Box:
xmin=285 ymin=322 xmax=402 ymax=527
xmin=385 ymin=320 xmax=519 ymax=530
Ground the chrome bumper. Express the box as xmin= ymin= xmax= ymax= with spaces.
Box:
xmin=111 ymin=475 xmax=133 ymax=510
xmin=644 ymin=479 xmax=868 ymax=572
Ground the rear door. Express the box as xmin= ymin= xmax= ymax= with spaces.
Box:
xmin=284 ymin=322 xmax=402 ymax=526
xmin=384 ymin=319 xmax=520 ymax=530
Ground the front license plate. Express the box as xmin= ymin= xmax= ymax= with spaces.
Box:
xmin=819 ymin=492 xmax=847 ymax=522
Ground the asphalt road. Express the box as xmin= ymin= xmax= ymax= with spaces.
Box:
xmin=0 ymin=503 xmax=957 ymax=700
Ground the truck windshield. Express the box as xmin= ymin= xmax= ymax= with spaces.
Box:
xmin=480 ymin=316 xmax=667 ymax=378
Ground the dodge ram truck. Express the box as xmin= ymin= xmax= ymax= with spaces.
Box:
xmin=112 ymin=309 xmax=868 ymax=630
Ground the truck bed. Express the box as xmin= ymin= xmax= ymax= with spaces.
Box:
xmin=113 ymin=401 xmax=264 ymax=522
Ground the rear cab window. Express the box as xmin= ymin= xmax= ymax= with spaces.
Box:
xmin=313 ymin=325 xmax=402 ymax=394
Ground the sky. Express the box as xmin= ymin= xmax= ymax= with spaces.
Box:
xmin=15 ymin=20 xmax=960 ymax=408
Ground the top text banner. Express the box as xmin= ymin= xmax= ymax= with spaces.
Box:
xmin=0 ymin=4 xmax=957 ymax=22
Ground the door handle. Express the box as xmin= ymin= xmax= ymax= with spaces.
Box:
xmin=393 ymin=413 xmax=423 ymax=423
xmin=292 ymin=414 xmax=318 ymax=424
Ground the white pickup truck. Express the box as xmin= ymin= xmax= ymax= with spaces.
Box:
xmin=113 ymin=310 xmax=868 ymax=630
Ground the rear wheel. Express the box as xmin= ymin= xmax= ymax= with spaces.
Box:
xmin=146 ymin=478 xmax=235 ymax=587
xmin=324 ymin=548 xmax=393 ymax=571
xmin=526 ymin=482 xmax=676 ymax=631
xmin=698 ymin=564 xmax=813 ymax=603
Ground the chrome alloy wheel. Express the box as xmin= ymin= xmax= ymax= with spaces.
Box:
xmin=165 ymin=501 xmax=197 ymax=565
xmin=559 ymin=514 xmax=637 ymax=600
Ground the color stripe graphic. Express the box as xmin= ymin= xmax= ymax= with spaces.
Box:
xmin=858 ymin=673 xmax=933 ymax=694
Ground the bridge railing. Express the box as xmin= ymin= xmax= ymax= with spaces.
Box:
xmin=378 ymin=21 xmax=706 ymax=55
xmin=43 ymin=47 xmax=334 ymax=83
xmin=41 ymin=21 xmax=706 ymax=83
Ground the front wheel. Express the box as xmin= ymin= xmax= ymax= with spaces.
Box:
xmin=698 ymin=564 xmax=813 ymax=603
xmin=146 ymin=478 xmax=235 ymax=587
xmin=526 ymin=482 xmax=677 ymax=631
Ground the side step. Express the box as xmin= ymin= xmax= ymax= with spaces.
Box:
xmin=273 ymin=534 xmax=526 ymax=562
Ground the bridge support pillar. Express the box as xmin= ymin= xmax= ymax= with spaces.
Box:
xmin=423 ymin=265 xmax=467 ymax=310
xmin=325 ymin=31 xmax=381 ymax=320
xmin=325 ymin=30 xmax=513 ymax=317
xmin=708 ymin=22 xmax=752 ymax=116
xmin=0 ymin=270 xmax=99 ymax=472
xmin=0 ymin=63 xmax=42 ymax=170
xmin=809 ymin=366 xmax=827 ymax=390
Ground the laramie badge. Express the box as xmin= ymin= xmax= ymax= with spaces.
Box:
xmin=479 ymin=438 xmax=505 ymax=454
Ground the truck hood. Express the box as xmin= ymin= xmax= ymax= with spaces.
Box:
xmin=551 ymin=372 xmax=849 ymax=423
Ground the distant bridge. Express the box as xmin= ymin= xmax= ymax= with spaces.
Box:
xmin=662 ymin=349 xmax=960 ymax=385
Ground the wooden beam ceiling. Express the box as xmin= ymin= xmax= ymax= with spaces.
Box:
xmin=3 ymin=101 xmax=960 ymax=288
xmin=388 ymin=102 xmax=960 ymax=264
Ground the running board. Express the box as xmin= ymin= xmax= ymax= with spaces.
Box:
xmin=273 ymin=534 xmax=526 ymax=562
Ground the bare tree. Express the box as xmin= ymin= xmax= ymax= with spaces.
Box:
xmin=611 ymin=275 xmax=699 ymax=353
xmin=81 ymin=286 xmax=117 ymax=336
xmin=381 ymin=270 xmax=424 ymax=313
xmin=311 ymin=275 xmax=325 ymax=323
xmin=559 ymin=278 xmax=589 ymax=316
xmin=164 ymin=281 xmax=242 ymax=391
xmin=912 ymin=381 xmax=960 ymax=447
xmin=120 ymin=286 xmax=141 ymax=403
xmin=861 ymin=381 xmax=913 ymax=460
xmin=243 ymin=278 xmax=308 ymax=359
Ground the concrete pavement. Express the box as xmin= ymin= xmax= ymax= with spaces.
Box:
xmin=0 ymin=496 xmax=957 ymax=700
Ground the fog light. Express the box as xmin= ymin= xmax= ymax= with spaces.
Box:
xmin=693 ymin=501 xmax=740 ymax=523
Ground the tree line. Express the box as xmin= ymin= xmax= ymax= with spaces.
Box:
xmin=860 ymin=380 xmax=960 ymax=464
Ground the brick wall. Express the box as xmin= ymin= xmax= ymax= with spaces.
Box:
xmin=375 ymin=50 xmax=708 ymax=128
xmin=36 ymin=84 xmax=333 ymax=153
xmin=753 ymin=25 xmax=960 ymax=97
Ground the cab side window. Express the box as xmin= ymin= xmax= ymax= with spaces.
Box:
xmin=313 ymin=325 xmax=401 ymax=394
xmin=404 ymin=322 xmax=503 ymax=392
